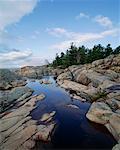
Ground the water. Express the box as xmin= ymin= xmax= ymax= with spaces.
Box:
xmin=26 ymin=76 xmax=116 ymax=149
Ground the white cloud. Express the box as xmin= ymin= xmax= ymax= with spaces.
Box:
xmin=49 ymin=27 xmax=119 ymax=51
xmin=94 ymin=15 xmax=113 ymax=28
xmin=75 ymin=12 xmax=89 ymax=20
xmin=0 ymin=49 xmax=32 ymax=62
xmin=0 ymin=0 xmax=38 ymax=68
xmin=0 ymin=0 xmax=38 ymax=31
xmin=0 ymin=0 xmax=38 ymax=56
xmin=0 ymin=49 xmax=33 ymax=68
xmin=46 ymin=28 xmax=67 ymax=37
xmin=75 ymin=13 xmax=113 ymax=29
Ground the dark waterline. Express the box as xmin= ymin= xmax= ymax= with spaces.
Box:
xmin=26 ymin=76 xmax=116 ymax=149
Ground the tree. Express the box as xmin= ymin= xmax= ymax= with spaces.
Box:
xmin=51 ymin=43 xmax=117 ymax=69
xmin=105 ymin=44 xmax=113 ymax=57
xmin=78 ymin=46 xmax=86 ymax=64
xmin=114 ymin=46 xmax=120 ymax=54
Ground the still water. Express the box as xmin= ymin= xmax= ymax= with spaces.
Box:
xmin=27 ymin=76 xmax=116 ymax=149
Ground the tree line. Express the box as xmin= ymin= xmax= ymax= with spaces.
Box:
xmin=51 ymin=43 xmax=120 ymax=68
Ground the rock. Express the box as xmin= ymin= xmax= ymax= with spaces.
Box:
xmin=33 ymin=123 xmax=56 ymax=142
xmin=0 ymin=107 xmax=32 ymax=132
xmin=105 ymin=85 xmax=120 ymax=93
xmin=11 ymin=80 xmax=26 ymax=87
xmin=111 ymin=66 xmax=120 ymax=73
xmin=23 ymin=139 xmax=36 ymax=149
xmin=40 ymin=111 xmax=56 ymax=122
xmin=17 ymin=65 xmax=63 ymax=78
xmin=92 ymin=59 xmax=104 ymax=67
xmin=98 ymin=80 xmax=117 ymax=92
xmin=106 ymin=98 xmax=120 ymax=111
xmin=0 ymin=94 xmax=45 ymax=134
xmin=106 ymin=113 xmax=120 ymax=142
xmin=36 ymin=94 xmax=45 ymax=101
xmin=0 ymin=87 xmax=33 ymax=113
xmin=1 ymin=125 xmax=37 ymax=150
xmin=116 ymin=109 xmax=120 ymax=115
xmin=51 ymin=68 xmax=64 ymax=76
xmin=56 ymin=54 xmax=120 ymax=150
xmin=8 ymin=87 xmax=33 ymax=101
xmin=71 ymin=94 xmax=86 ymax=102
xmin=105 ymin=70 xmax=119 ymax=80
xmin=112 ymin=143 xmax=120 ymax=150
xmin=0 ymin=90 xmax=56 ymax=150
xmin=74 ymin=69 xmax=91 ymax=86
xmin=67 ymin=104 xmax=79 ymax=109
xmin=57 ymin=72 xmax=72 ymax=81
xmin=86 ymin=102 xmax=113 ymax=124
xmin=60 ymin=80 xmax=88 ymax=92
xmin=0 ymin=69 xmax=24 ymax=90
xmin=60 ymin=80 xmax=99 ymax=101
xmin=86 ymin=70 xmax=110 ymax=88
xmin=42 ymin=79 xmax=52 ymax=84
xmin=18 ymin=66 xmax=38 ymax=78
xmin=112 ymin=54 xmax=120 ymax=66
xmin=0 ymin=116 xmax=31 ymax=144
xmin=16 ymin=92 xmax=33 ymax=102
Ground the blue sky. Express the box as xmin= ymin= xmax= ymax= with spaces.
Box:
xmin=0 ymin=0 xmax=119 ymax=68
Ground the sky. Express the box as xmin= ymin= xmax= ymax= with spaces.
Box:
xmin=0 ymin=0 xmax=119 ymax=68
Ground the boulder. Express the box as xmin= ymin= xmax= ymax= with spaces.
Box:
xmin=112 ymin=143 xmax=120 ymax=150
xmin=86 ymin=70 xmax=110 ymax=88
xmin=60 ymin=80 xmax=88 ymax=92
xmin=57 ymin=72 xmax=72 ymax=82
xmin=74 ymin=69 xmax=91 ymax=86
xmin=106 ymin=113 xmax=120 ymax=142
xmin=86 ymin=102 xmax=113 ymax=124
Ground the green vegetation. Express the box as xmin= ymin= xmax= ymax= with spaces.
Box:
xmin=52 ymin=43 xmax=120 ymax=68
xmin=91 ymin=91 xmax=108 ymax=102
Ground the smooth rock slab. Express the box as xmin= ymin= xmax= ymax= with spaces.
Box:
xmin=106 ymin=113 xmax=120 ymax=142
xmin=40 ymin=111 xmax=56 ymax=122
xmin=1 ymin=125 xmax=37 ymax=150
xmin=86 ymin=102 xmax=113 ymax=124
xmin=33 ymin=123 xmax=56 ymax=142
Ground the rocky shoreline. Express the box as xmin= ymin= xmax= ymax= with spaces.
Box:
xmin=0 ymin=70 xmax=56 ymax=150
xmin=0 ymin=54 xmax=120 ymax=150
xmin=56 ymin=54 xmax=120 ymax=149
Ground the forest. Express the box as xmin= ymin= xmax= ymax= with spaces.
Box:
xmin=52 ymin=43 xmax=120 ymax=68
